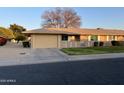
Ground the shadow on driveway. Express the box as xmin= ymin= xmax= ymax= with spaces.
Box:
xmin=0 ymin=57 xmax=124 ymax=85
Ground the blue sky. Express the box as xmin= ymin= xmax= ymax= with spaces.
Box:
xmin=0 ymin=7 xmax=124 ymax=30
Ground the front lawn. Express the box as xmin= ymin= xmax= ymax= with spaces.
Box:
xmin=61 ymin=46 xmax=124 ymax=55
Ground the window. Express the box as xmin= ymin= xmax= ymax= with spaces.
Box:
xmin=75 ymin=35 xmax=80 ymax=41
xmin=91 ymin=35 xmax=98 ymax=41
xmin=62 ymin=35 xmax=68 ymax=41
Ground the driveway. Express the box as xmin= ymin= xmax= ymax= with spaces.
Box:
xmin=0 ymin=42 xmax=68 ymax=66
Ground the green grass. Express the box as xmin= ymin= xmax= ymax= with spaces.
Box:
xmin=61 ymin=46 xmax=124 ymax=55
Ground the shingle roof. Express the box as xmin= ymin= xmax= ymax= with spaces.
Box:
xmin=23 ymin=28 xmax=124 ymax=35
xmin=47 ymin=28 xmax=124 ymax=35
xmin=23 ymin=28 xmax=80 ymax=35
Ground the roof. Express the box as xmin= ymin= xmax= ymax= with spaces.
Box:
xmin=23 ymin=28 xmax=80 ymax=35
xmin=23 ymin=28 xmax=124 ymax=35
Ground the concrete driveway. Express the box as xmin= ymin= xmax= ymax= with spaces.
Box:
xmin=0 ymin=47 xmax=68 ymax=66
xmin=0 ymin=42 xmax=68 ymax=66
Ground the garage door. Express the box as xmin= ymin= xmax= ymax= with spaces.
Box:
xmin=32 ymin=34 xmax=58 ymax=48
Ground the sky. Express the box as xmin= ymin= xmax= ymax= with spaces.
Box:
xmin=0 ymin=7 xmax=124 ymax=30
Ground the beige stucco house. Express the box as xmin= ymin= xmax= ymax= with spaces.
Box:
xmin=23 ymin=28 xmax=124 ymax=48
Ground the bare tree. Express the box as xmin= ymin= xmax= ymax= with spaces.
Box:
xmin=42 ymin=8 xmax=81 ymax=28
xmin=42 ymin=8 xmax=62 ymax=28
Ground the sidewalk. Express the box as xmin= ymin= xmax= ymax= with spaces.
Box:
xmin=68 ymin=53 xmax=124 ymax=61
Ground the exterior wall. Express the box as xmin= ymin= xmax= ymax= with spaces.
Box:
xmin=108 ymin=36 xmax=113 ymax=41
xmin=117 ymin=36 xmax=124 ymax=41
xmin=99 ymin=35 xmax=107 ymax=41
xmin=31 ymin=34 xmax=59 ymax=48
xmin=30 ymin=34 xmax=124 ymax=48
xmin=80 ymin=35 xmax=88 ymax=41
xmin=80 ymin=35 xmax=108 ymax=42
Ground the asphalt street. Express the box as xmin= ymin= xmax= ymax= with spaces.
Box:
xmin=0 ymin=57 xmax=124 ymax=85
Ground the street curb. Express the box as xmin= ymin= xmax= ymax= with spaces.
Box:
xmin=67 ymin=53 xmax=124 ymax=61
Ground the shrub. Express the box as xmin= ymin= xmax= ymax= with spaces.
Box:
xmin=99 ymin=42 xmax=104 ymax=46
xmin=118 ymin=41 xmax=124 ymax=46
xmin=111 ymin=41 xmax=119 ymax=46
xmin=94 ymin=42 xmax=99 ymax=46
xmin=94 ymin=41 xmax=104 ymax=47
xmin=15 ymin=35 xmax=26 ymax=43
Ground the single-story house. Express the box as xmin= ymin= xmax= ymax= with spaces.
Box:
xmin=23 ymin=28 xmax=124 ymax=48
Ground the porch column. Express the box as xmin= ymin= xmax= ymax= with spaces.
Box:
xmin=87 ymin=35 xmax=91 ymax=47
xmin=115 ymin=36 xmax=118 ymax=41
xmin=98 ymin=36 xmax=100 ymax=41
xmin=88 ymin=35 xmax=91 ymax=41
xmin=107 ymin=35 xmax=109 ymax=41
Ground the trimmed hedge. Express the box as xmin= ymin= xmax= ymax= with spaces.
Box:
xmin=94 ymin=42 xmax=99 ymax=46
xmin=118 ymin=41 xmax=124 ymax=46
xmin=99 ymin=42 xmax=104 ymax=46
xmin=111 ymin=41 xmax=124 ymax=46
xmin=111 ymin=41 xmax=119 ymax=46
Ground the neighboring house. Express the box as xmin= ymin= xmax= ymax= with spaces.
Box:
xmin=23 ymin=28 xmax=124 ymax=48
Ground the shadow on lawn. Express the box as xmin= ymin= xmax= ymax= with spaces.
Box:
xmin=0 ymin=57 xmax=124 ymax=85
